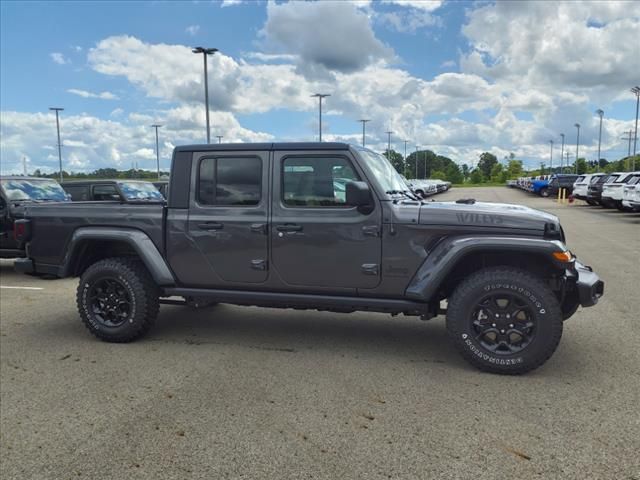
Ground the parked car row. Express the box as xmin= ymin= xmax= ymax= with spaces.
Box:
xmin=508 ymin=171 xmax=640 ymax=212
xmin=0 ymin=177 xmax=167 ymax=259
xmin=403 ymin=177 xmax=451 ymax=197
xmin=508 ymin=174 xmax=579 ymax=198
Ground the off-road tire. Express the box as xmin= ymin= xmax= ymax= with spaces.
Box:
xmin=76 ymin=257 xmax=160 ymax=342
xmin=446 ymin=267 xmax=563 ymax=375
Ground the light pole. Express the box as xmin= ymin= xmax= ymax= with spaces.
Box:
xmin=403 ymin=140 xmax=408 ymax=175
xmin=358 ymin=119 xmax=370 ymax=147
xmin=49 ymin=107 xmax=64 ymax=182
xmin=414 ymin=145 xmax=419 ymax=178
xmin=192 ymin=47 xmax=218 ymax=144
xmin=385 ymin=131 xmax=393 ymax=157
xmin=549 ymin=140 xmax=554 ymax=174
xmin=574 ymin=123 xmax=580 ymax=173
xmin=150 ymin=124 xmax=162 ymax=180
xmin=216 ymin=135 xmax=223 ymax=144
xmin=311 ymin=93 xmax=330 ymax=141
xmin=631 ymin=86 xmax=639 ymax=167
xmin=559 ymin=133 xmax=565 ymax=174
xmin=595 ymin=109 xmax=604 ymax=172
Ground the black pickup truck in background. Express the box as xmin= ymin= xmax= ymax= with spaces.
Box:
xmin=13 ymin=143 xmax=604 ymax=374
xmin=0 ymin=176 xmax=70 ymax=258
xmin=547 ymin=174 xmax=579 ymax=197
xmin=61 ymin=179 xmax=165 ymax=202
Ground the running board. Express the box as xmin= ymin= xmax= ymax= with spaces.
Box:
xmin=162 ymin=287 xmax=430 ymax=315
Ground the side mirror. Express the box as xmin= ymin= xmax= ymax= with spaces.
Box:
xmin=345 ymin=181 xmax=374 ymax=214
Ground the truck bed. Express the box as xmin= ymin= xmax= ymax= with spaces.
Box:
xmin=23 ymin=202 xmax=164 ymax=267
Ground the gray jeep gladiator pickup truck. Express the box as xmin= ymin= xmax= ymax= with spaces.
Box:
xmin=14 ymin=143 xmax=604 ymax=374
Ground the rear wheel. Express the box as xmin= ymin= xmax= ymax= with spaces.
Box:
xmin=540 ymin=188 xmax=549 ymax=197
xmin=77 ymin=257 xmax=159 ymax=342
xmin=446 ymin=267 xmax=563 ymax=374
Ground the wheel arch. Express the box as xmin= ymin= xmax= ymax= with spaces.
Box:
xmin=61 ymin=227 xmax=175 ymax=286
xmin=405 ymin=236 xmax=568 ymax=302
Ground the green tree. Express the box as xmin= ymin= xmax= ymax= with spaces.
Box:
xmin=477 ymin=152 xmax=498 ymax=179
xmin=461 ymin=164 xmax=470 ymax=181
xmin=383 ymin=149 xmax=405 ymax=175
xmin=445 ymin=163 xmax=463 ymax=184
xmin=430 ymin=169 xmax=446 ymax=180
xmin=490 ymin=163 xmax=504 ymax=183
xmin=469 ymin=169 xmax=483 ymax=184
xmin=575 ymin=158 xmax=587 ymax=174
xmin=506 ymin=160 xmax=523 ymax=179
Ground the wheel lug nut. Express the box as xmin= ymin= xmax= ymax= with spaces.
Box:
xmin=495 ymin=314 xmax=499 ymax=318
xmin=506 ymin=314 xmax=510 ymax=318
xmin=492 ymin=323 xmax=496 ymax=327
xmin=509 ymin=324 xmax=514 ymax=328
xmin=500 ymin=330 xmax=505 ymax=334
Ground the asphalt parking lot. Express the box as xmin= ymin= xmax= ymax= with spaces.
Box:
xmin=1 ymin=187 xmax=638 ymax=480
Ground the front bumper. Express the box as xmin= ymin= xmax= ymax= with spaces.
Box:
xmin=570 ymin=261 xmax=604 ymax=308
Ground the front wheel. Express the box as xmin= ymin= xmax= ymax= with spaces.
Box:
xmin=446 ymin=267 xmax=563 ymax=374
xmin=540 ymin=188 xmax=549 ymax=197
xmin=77 ymin=257 xmax=160 ymax=342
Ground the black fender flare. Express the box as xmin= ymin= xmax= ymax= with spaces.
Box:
xmin=404 ymin=236 xmax=568 ymax=302
xmin=60 ymin=227 xmax=175 ymax=286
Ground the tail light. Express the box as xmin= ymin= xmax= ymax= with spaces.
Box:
xmin=13 ymin=219 xmax=31 ymax=243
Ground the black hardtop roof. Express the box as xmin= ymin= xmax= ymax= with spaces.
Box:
xmin=174 ymin=142 xmax=353 ymax=153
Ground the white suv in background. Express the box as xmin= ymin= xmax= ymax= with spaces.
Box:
xmin=622 ymin=173 xmax=640 ymax=211
xmin=601 ymin=171 xmax=640 ymax=210
xmin=573 ymin=173 xmax=605 ymax=205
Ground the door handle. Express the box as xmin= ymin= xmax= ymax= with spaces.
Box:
xmin=276 ymin=224 xmax=302 ymax=232
xmin=198 ymin=222 xmax=223 ymax=230
xmin=250 ymin=223 xmax=267 ymax=234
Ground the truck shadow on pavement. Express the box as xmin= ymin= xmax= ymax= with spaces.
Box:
xmin=148 ymin=305 xmax=459 ymax=365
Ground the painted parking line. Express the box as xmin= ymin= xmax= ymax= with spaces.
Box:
xmin=0 ymin=286 xmax=44 ymax=291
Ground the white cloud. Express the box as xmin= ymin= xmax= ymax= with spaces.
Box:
xmin=382 ymin=0 xmax=443 ymax=12
xmin=110 ymin=108 xmax=124 ymax=117
xmin=50 ymin=52 xmax=69 ymax=65
xmin=67 ymin=88 xmax=119 ymax=100
xmin=261 ymin=1 xmax=395 ymax=75
xmin=0 ymin=109 xmax=272 ymax=174
xmin=440 ymin=59 xmax=456 ymax=68
xmin=185 ymin=25 xmax=200 ymax=36
xmin=220 ymin=0 xmax=243 ymax=6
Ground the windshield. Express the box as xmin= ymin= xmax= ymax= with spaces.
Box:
xmin=0 ymin=178 xmax=68 ymax=201
xmin=117 ymin=181 xmax=164 ymax=201
xmin=356 ymin=149 xmax=408 ymax=194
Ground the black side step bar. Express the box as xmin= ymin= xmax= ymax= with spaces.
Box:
xmin=162 ymin=288 xmax=430 ymax=314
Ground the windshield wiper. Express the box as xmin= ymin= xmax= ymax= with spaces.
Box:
xmin=386 ymin=190 xmax=420 ymax=201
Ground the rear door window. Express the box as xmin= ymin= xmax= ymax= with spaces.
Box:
xmin=92 ymin=185 xmax=120 ymax=201
xmin=63 ymin=185 xmax=91 ymax=201
xmin=198 ymin=157 xmax=262 ymax=206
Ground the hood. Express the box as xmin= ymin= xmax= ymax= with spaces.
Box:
xmin=418 ymin=201 xmax=559 ymax=232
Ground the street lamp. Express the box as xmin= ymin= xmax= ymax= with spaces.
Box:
xmin=414 ymin=145 xmax=419 ymax=178
xmin=192 ymin=46 xmax=218 ymax=144
xmin=403 ymin=140 xmax=409 ymax=175
xmin=216 ymin=135 xmax=223 ymax=144
xmin=549 ymin=140 xmax=553 ymax=174
xmin=559 ymin=133 xmax=565 ymax=174
xmin=574 ymin=123 xmax=580 ymax=173
xmin=358 ymin=119 xmax=370 ymax=147
xmin=150 ymin=124 xmax=162 ymax=180
xmin=49 ymin=107 xmax=64 ymax=182
xmin=596 ymin=109 xmax=604 ymax=172
xmin=631 ymin=86 xmax=639 ymax=165
xmin=385 ymin=131 xmax=393 ymax=157
xmin=311 ymin=93 xmax=330 ymax=141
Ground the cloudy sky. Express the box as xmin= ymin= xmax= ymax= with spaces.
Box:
xmin=1 ymin=0 xmax=638 ymax=174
